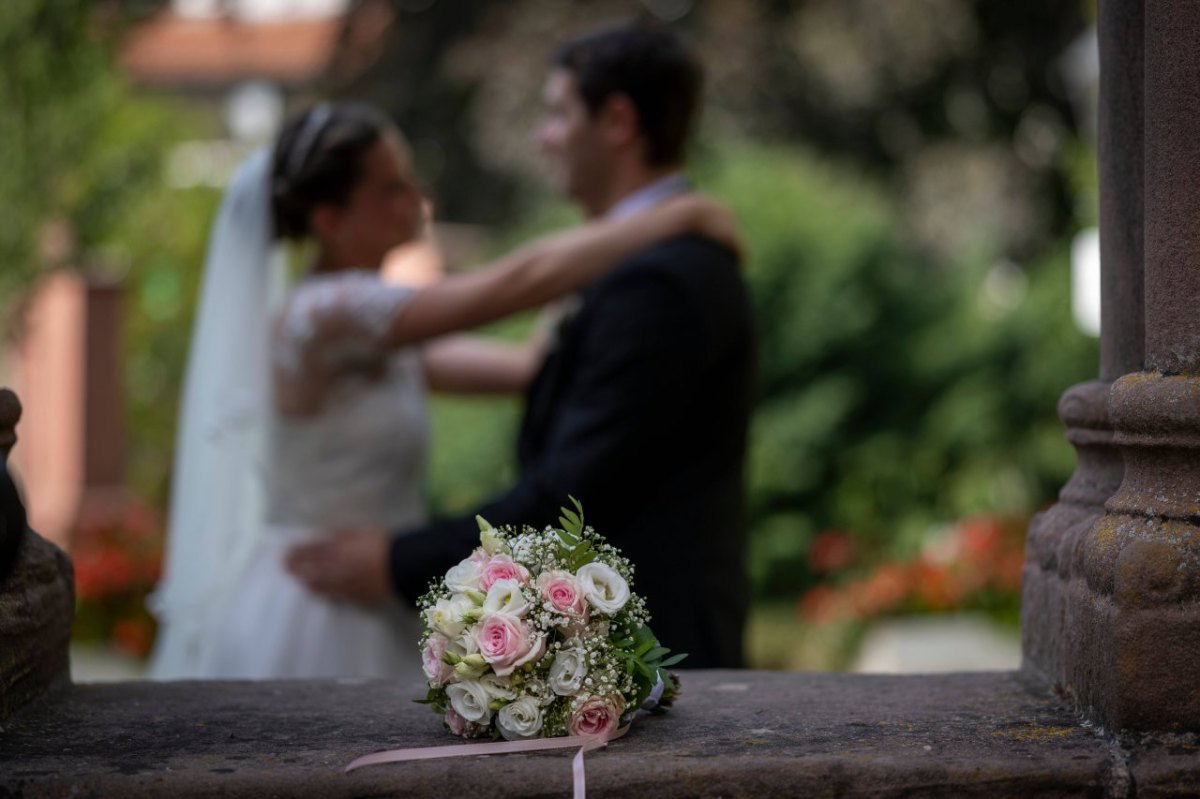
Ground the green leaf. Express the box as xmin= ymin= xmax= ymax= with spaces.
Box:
xmin=568 ymin=549 xmax=596 ymax=570
xmin=630 ymin=669 xmax=656 ymax=708
xmin=643 ymin=647 xmax=670 ymax=662
xmin=414 ymin=685 xmax=447 ymax=707
xmin=660 ymin=653 xmax=689 ymax=667
xmin=558 ymin=500 xmax=584 ymax=538
xmin=634 ymin=639 xmax=656 ymax=658
xmin=630 ymin=624 xmax=658 ymax=649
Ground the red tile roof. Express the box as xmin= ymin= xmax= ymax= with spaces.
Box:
xmin=119 ymin=10 xmax=363 ymax=88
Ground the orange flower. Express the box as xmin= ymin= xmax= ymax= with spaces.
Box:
xmin=798 ymin=585 xmax=841 ymax=624
xmin=913 ymin=560 xmax=957 ymax=610
xmin=852 ymin=563 xmax=912 ymax=618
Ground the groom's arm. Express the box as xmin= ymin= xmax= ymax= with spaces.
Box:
xmin=389 ymin=253 xmax=712 ymax=601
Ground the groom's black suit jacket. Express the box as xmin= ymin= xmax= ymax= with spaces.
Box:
xmin=390 ymin=234 xmax=756 ymax=668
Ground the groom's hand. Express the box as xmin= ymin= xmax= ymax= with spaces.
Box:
xmin=285 ymin=527 xmax=393 ymax=605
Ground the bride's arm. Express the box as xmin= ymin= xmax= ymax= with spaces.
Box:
xmin=421 ymin=335 xmax=544 ymax=394
xmin=422 ymin=301 xmax=566 ymax=394
xmin=385 ymin=194 xmax=740 ymax=348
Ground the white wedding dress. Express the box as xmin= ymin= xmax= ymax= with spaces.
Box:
xmin=149 ymin=150 xmax=426 ymax=681
xmin=206 ymin=271 xmax=428 ymax=679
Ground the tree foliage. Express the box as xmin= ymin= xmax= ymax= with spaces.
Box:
xmin=708 ymin=144 xmax=1095 ymax=596
xmin=0 ymin=0 xmax=113 ymax=291
xmin=1 ymin=0 xmax=219 ymax=502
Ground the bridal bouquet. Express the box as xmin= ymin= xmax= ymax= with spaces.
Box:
xmin=416 ymin=500 xmax=683 ymax=740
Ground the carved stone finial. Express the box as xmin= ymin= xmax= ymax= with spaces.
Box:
xmin=0 ymin=388 xmax=21 ymax=460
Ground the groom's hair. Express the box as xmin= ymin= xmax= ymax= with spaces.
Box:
xmin=554 ymin=21 xmax=702 ymax=168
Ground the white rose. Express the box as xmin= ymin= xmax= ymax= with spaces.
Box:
xmin=576 ymin=562 xmax=630 ymax=615
xmin=497 ymin=697 xmax=543 ymax=740
xmin=449 ymin=628 xmax=479 ymax=658
xmin=446 ymin=680 xmax=493 ymax=724
xmin=480 ymin=673 xmax=517 ymax=702
xmin=445 ymin=557 xmax=484 ymax=594
xmin=482 ymin=578 xmax=530 ymax=618
xmin=522 ymin=676 xmax=548 ymax=699
xmin=548 ymin=646 xmax=588 ymax=696
xmin=426 ymin=594 xmax=475 ymax=637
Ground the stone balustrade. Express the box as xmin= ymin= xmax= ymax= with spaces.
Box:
xmin=5 ymin=670 xmax=1199 ymax=798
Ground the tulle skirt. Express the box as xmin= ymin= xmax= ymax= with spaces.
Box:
xmin=153 ymin=529 xmax=423 ymax=681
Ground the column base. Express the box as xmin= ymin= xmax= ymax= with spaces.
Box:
xmin=1021 ymin=380 xmax=1121 ymax=685
xmin=1055 ymin=373 xmax=1200 ymax=731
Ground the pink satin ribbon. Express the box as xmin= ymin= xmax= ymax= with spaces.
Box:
xmin=345 ymin=724 xmax=630 ymax=799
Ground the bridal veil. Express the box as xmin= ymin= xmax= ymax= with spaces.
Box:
xmin=148 ymin=149 xmax=287 ymax=678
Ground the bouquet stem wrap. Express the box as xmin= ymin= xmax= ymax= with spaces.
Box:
xmin=345 ymin=723 xmax=630 ymax=799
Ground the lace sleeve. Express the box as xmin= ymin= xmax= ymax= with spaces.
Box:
xmin=274 ymin=270 xmax=413 ymax=412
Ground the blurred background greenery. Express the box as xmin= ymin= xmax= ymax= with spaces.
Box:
xmin=1 ymin=0 xmax=1098 ymax=671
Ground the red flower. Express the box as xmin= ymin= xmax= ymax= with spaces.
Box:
xmin=807 ymin=529 xmax=857 ymax=574
xmin=958 ymin=516 xmax=1003 ymax=561
xmin=112 ymin=617 xmax=153 ymax=658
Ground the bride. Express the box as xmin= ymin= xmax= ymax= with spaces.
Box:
xmin=147 ymin=102 xmax=738 ymax=679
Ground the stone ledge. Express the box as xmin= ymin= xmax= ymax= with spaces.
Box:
xmin=6 ymin=670 xmax=1196 ymax=797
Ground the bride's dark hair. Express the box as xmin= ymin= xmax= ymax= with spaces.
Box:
xmin=271 ymin=102 xmax=393 ymax=241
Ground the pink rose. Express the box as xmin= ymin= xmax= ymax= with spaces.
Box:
xmin=422 ymin=633 xmax=453 ymax=686
xmin=469 ymin=547 xmax=490 ymax=566
xmin=480 ymin=554 xmax=531 ymax=592
xmin=474 ymin=614 xmax=545 ymax=677
xmin=445 ymin=707 xmax=487 ymax=738
xmin=445 ymin=706 xmax=468 ymax=736
xmin=537 ymin=570 xmax=588 ymax=619
xmin=568 ymin=694 xmax=623 ymax=738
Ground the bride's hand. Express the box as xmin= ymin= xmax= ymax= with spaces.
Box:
xmin=663 ymin=194 xmax=743 ymax=261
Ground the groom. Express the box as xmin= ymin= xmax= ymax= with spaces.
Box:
xmin=290 ymin=21 xmax=756 ymax=668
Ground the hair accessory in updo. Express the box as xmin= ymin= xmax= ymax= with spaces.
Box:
xmin=270 ymin=101 xmax=391 ymax=241
xmin=286 ymin=103 xmax=334 ymax=180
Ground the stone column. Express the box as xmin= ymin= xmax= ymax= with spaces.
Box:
xmin=0 ymin=389 xmax=74 ymax=721
xmin=1065 ymin=0 xmax=1200 ymax=731
xmin=1020 ymin=0 xmax=1142 ymax=685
